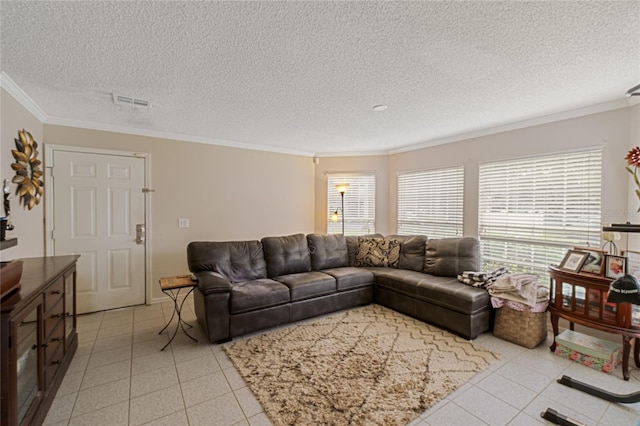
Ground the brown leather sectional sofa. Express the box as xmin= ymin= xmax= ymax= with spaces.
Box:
xmin=187 ymin=233 xmax=492 ymax=344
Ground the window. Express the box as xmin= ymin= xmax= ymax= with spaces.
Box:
xmin=397 ymin=165 xmax=464 ymax=239
xmin=479 ymin=149 xmax=602 ymax=278
xmin=327 ymin=174 xmax=376 ymax=235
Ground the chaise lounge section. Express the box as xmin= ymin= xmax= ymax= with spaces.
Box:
xmin=187 ymin=233 xmax=491 ymax=343
xmin=373 ymin=235 xmax=492 ymax=340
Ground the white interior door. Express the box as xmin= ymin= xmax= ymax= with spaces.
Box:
xmin=52 ymin=150 xmax=146 ymax=314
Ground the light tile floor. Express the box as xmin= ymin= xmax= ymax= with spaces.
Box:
xmin=44 ymin=299 xmax=640 ymax=426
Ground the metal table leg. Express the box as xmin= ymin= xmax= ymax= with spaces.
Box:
xmin=159 ymin=285 xmax=198 ymax=351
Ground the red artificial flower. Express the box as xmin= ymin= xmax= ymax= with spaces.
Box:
xmin=625 ymin=147 xmax=640 ymax=211
xmin=626 ymin=147 xmax=640 ymax=168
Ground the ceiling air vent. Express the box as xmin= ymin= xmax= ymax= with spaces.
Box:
xmin=112 ymin=93 xmax=151 ymax=109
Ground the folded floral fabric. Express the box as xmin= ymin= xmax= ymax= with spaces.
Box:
xmin=460 ymin=266 xmax=509 ymax=282
xmin=457 ymin=267 xmax=509 ymax=288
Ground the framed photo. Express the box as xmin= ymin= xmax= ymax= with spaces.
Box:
xmin=559 ymin=250 xmax=589 ymax=272
xmin=624 ymin=250 xmax=640 ymax=281
xmin=605 ymin=255 xmax=627 ymax=279
xmin=575 ymin=247 xmax=606 ymax=275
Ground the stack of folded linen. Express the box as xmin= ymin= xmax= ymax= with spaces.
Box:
xmin=487 ymin=273 xmax=549 ymax=312
xmin=457 ymin=267 xmax=509 ymax=288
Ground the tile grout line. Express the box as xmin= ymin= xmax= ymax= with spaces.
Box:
xmin=128 ymin=318 xmax=134 ymax=426
xmin=65 ymin=314 xmax=102 ymax=425
xmin=53 ymin=302 xmax=640 ymax=426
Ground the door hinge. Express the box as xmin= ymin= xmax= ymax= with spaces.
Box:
xmin=51 ymin=230 xmax=55 ymax=240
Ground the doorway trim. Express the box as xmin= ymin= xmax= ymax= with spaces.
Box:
xmin=44 ymin=144 xmax=153 ymax=306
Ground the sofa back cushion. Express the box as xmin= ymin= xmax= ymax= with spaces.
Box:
xmin=187 ymin=240 xmax=267 ymax=283
xmin=354 ymin=237 xmax=401 ymax=268
xmin=346 ymin=233 xmax=383 ymax=266
xmin=424 ymin=237 xmax=480 ymax=277
xmin=386 ymin=234 xmax=427 ymax=272
xmin=261 ymin=233 xmax=312 ymax=277
xmin=306 ymin=233 xmax=349 ymax=270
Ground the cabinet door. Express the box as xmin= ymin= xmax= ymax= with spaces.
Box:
xmin=11 ymin=298 xmax=43 ymax=425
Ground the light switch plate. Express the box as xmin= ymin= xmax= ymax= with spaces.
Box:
xmin=178 ymin=218 xmax=189 ymax=228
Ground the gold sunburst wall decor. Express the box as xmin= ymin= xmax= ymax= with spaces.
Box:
xmin=11 ymin=129 xmax=43 ymax=210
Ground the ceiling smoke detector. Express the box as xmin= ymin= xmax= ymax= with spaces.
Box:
xmin=112 ymin=93 xmax=151 ymax=108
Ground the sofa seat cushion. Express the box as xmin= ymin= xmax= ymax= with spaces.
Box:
xmin=230 ymin=279 xmax=290 ymax=314
xmin=321 ymin=267 xmax=374 ymax=291
xmin=416 ymin=276 xmax=490 ymax=314
xmin=371 ymin=268 xmax=422 ymax=296
xmin=275 ymin=272 xmax=336 ymax=302
xmin=374 ymin=269 xmax=490 ymax=314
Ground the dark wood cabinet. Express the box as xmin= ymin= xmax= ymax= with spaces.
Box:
xmin=548 ymin=266 xmax=640 ymax=380
xmin=1 ymin=256 xmax=79 ymax=426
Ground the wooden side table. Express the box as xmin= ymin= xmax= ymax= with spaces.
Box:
xmin=548 ymin=266 xmax=640 ymax=380
xmin=158 ymin=275 xmax=198 ymax=351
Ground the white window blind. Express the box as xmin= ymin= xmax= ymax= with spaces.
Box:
xmin=397 ymin=165 xmax=464 ymax=239
xmin=327 ymin=174 xmax=376 ymax=235
xmin=479 ymin=149 xmax=602 ymax=278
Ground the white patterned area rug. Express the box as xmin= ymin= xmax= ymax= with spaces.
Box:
xmin=223 ymin=304 xmax=499 ymax=426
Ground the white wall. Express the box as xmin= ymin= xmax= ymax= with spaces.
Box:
xmin=0 ymin=88 xmax=45 ymax=260
xmin=389 ymin=107 xmax=633 ymax=241
xmin=1 ymin=88 xmax=316 ymax=302
xmin=313 ymin=155 xmax=390 ymax=235
xmin=309 ymin=106 xmax=637 ymax=243
xmin=42 ymin=125 xmax=316 ymax=302
xmin=627 ymin=104 xmax=640 ymax=252
xmin=5 ymin=80 xmax=639 ymax=307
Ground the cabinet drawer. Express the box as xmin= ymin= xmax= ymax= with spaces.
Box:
xmin=44 ymin=277 xmax=64 ymax=312
xmin=44 ymin=299 xmax=64 ymax=339
xmin=44 ymin=321 xmax=64 ymax=368
xmin=44 ymin=344 xmax=64 ymax=390
xmin=45 ymin=320 xmax=65 ymax=390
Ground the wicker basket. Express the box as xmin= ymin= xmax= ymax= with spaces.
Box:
xmin=493 ymin=307 xmax=547 ymax=349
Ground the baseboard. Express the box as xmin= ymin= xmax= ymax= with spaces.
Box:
xmin=149 ymin=292 xmax=194 ymax=306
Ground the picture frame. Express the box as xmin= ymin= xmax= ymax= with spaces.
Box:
xmin=575 ymin=247 xmax=606 ymax=276
xmin=559 ymin=250 xmax=589 ymax=273
xmin=623 ymin=250 xmax=640 ymax=281
xmin=605 ymin=255 xmax=627 ymax=279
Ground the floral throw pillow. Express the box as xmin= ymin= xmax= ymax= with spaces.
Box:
xmin=354 ymin=237 xmax=400 ymax=268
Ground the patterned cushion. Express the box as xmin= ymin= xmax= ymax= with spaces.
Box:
xmin=346 ymin=234 xmax=384 ymax=266
xmin=354 ymin=237 xmax=400 ymax=268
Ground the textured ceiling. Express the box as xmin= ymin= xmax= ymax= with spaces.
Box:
xmin=1 ymin=1 xmax=639 ymax=156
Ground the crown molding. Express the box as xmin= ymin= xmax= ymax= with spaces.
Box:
xmin=0 ymin=72 xmax=48 ymax=122
xmin=1 ymin=71 xmax=314 ymax=157
xmin=3 ymin=72 xmax=637 ymax=158
xmin=44 ymin=115 xmax=316 ymax=157
xmin=315 ymin=150 xmax=390 ymax=158
xmin=388 ymin=97 xmax=639 ymax=155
